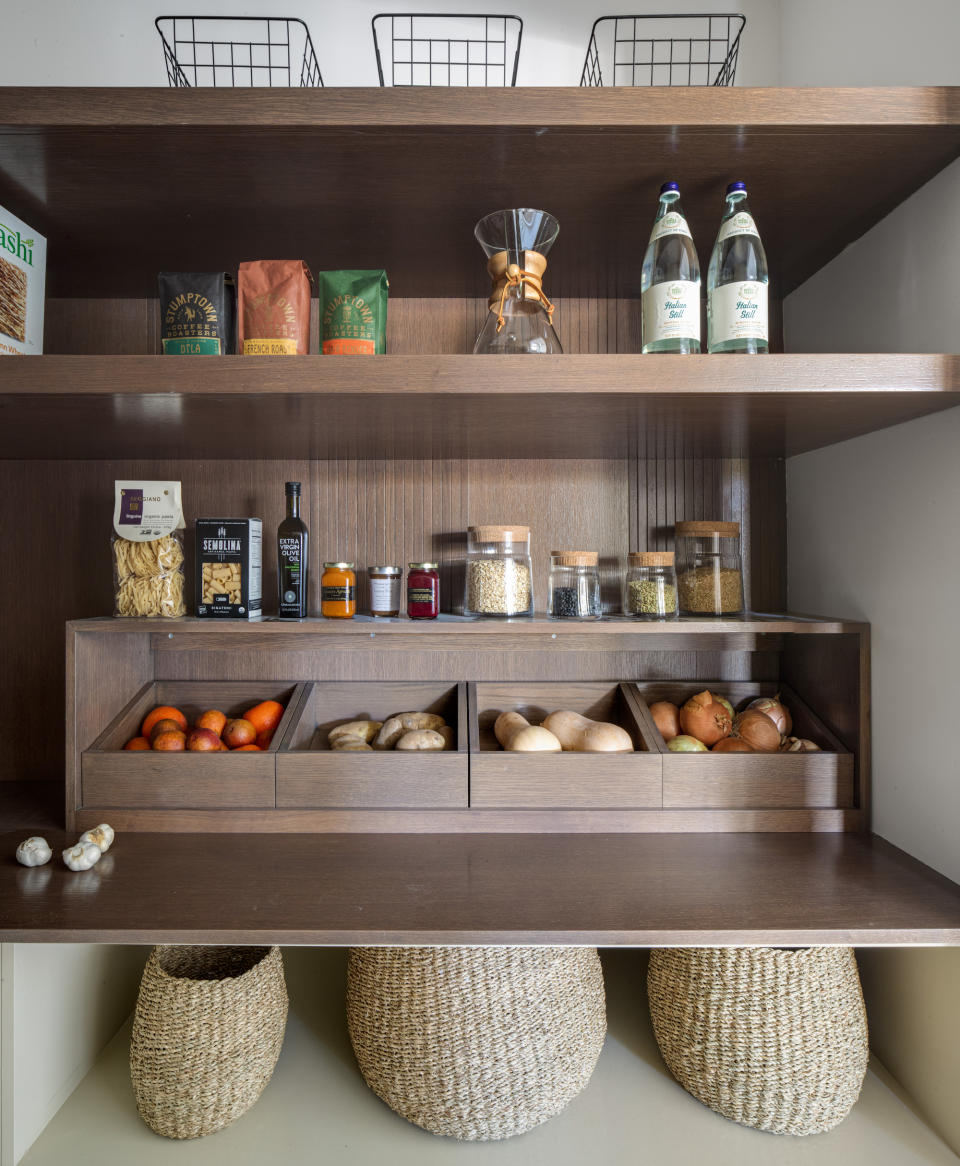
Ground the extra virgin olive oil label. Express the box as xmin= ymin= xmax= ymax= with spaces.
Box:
xmin=642 ymin=280 xmax=701 ymax=344
xmin=708 ymin=281 xmax=768 ymax=344
xmin=158 ymin=273 xmax=236 ymax=355
xmin=318 ymin=269 xmax=389 ymax=355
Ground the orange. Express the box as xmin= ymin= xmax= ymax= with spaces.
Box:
xmin=124 ymin=736 xmax=151 ymax=751
xmin=142 ymin=705 xmax=188 ymax=738
xmin=196 ymin=709 xmax=227 ymax=737
xmin=255 ymin=729 xmax=274 ymax=750
xmin=150 ymin=717 xmax=185 ymax=742
xmin=222 ymin=718 xmax=257 ymax=749
xmin=186 ymin=727 xmax=222 ymax=752
xmin=152 ymin=729 xmax=186 ymax=752
xmin=232 ymin=744 xmax=262 ymax=751
xmin=243 ymin=700 xmax=284 ymax=736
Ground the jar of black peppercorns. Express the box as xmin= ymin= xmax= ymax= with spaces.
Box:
xmin=547 ymin=551 xmax=601 ymax=619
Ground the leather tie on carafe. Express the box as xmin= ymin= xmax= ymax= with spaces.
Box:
xmin=487 ymin=250 xmax=556 ymax=334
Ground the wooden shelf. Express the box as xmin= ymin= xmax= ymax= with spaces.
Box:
xmin=4 ymin=355 xmax=958 ymax=459
xmin=18 ymin=950 xmax=960 ymax=1166
xmin=0 ymin=87 xmax=957 ymax=297
xmin=2 ymin=831 xmax=958 ymax=943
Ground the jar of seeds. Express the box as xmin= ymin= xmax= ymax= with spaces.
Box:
xmin=463 ymin=525 xmax=534 ymax=617
xmin=625 ymin=551 xmax=678 ymax=620
xmin=548 ymin=551 xmax=601 ymax=619
xmin=675 ymin=521 xmax=744 ymax=615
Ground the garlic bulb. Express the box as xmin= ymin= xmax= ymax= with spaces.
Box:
xmin=63 ymin=840 xmax=102 ymax=871
xmin=16 ymin=836 xmax=52 ymax=867
xmin=80 ymin=823 xmax=115 ymax=853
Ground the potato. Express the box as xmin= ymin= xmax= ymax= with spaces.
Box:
xmin=395 ymin=729 xmax=446 ymax=751
xmin=494 ymin=711 xmax=562 ymax=752
xmin=328 ymin=720 xmax=382 ymax=744
xmin=331 ymin=738 xmax=373 ymax=752
xmin=543 ymin=709 xmax=633 ymax=753
xmin=373 ymin=717 xmax=405 ymax=750
xmin=396 ymin=711 xmax=446 ymax=732
xmin=437 ymin=725 xmax=455 ymax=751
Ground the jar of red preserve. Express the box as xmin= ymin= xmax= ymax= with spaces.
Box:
xmin=407 ymin=562 xmax=439 ymax=619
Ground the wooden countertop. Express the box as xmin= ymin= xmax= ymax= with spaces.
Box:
xmin=2 ymin=831 xmax=958 ymax=945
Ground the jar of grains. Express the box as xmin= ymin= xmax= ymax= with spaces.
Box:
xmin=625 ymin=551 xmax=679 ymax=619
xmin=548 ymin=551 xmax=601 ymax=619
xmin=674 ymin=521 xmax=744 ymax=615
xmin=463 ymin=525 xmax=534 ymax=617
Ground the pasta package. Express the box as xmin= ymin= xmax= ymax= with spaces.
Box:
xmin=0 ymin=203 xmax=46 ymax=356
xmin=112 ymin=481 xmax=186 ymax=618
xmin=195 ymin=518 xmax=262 ymax=619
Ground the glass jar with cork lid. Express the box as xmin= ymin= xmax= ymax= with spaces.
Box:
xmin=464 ymin=525 xmax=534 ymax=617
xmin=675 ymin=521 xmax=744 ymax=615
xmin=548 ymin=551 xmax=601 ymax=619
xmin=625 ymin=551 xmax=679 ymax=619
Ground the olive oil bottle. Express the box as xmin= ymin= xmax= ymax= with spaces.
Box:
xmin=277 ymin=481 xmax=308 ymax=618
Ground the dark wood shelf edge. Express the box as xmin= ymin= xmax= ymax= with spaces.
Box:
xmin=2 ymin=831 xmax=957 ymax=945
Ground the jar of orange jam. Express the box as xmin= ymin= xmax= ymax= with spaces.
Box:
xmin=321 ymin=562 xmax=356 ymax=618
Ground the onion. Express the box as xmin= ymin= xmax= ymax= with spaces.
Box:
xmin=732 ymin=709 xmax=781 ymax=753
xmin=781 ymin=736 xmax=821 ymax=753
xmin=649 ymin=700 xmax=681 ymax=741
xmin=746 ymin=694 xmax=792 ymax=736
xmin=667 ymin=734 xmax=708 ymax=753
xmin=715 ymin=694 xmax=735 ymax=721
xmin=712 ymin=737 xmax=754 ymax=753
xmin=679 ymin=689 xmax=732 ymax=747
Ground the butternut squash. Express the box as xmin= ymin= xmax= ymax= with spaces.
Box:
xmin=542 ymin=709 xmax=633 ymax=753
xmin=493 ymin=711 xmax=562 ymax=753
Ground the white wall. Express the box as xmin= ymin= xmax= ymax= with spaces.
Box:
xmin=0 ymin=0 xmax=782 ymax=88
xmin=0 ymin=944 xmax=149 ymax=1165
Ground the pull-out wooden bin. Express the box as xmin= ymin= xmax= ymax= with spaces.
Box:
xmin=632 ymin=681 xmax=854 ymax=809
xmin=81 ymin=681 xmax=304 ymax=810
xmin=469 ymin=681 xmax=662 ymax=809
xmin=276 ymin=681 xmax=468 ymax=809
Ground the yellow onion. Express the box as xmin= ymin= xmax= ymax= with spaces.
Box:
xmin=715 ymin=694 xmax=735 ymax=721
xmin=745 ymin=694 xmax=792 ymax=736
xmin=667 ymin=734 xmax=708 ymax=753
xmin=712 ymin=737 xmax=754 ymax=753
xmin=679 ymin=689 xmax=732 ymax=747
xmin=732 ymin=709 xmax=781 ymax=753
xmin=649 ymin=700 xmax=681 ymax=741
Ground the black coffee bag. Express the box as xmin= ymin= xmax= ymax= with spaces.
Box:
xmin=158 ymin=272 xmax=236 ymax=355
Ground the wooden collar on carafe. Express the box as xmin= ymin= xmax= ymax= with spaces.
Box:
xmin=487 ymin=249 xmax=556 ymax=333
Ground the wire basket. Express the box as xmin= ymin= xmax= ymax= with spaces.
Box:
xmin=372 ymin=13 xmax=522 ymax=86
xmin=581 ymin=13 xmax=745 ymax=87
xmin=155 ymin=16 xmax=323 ymax=87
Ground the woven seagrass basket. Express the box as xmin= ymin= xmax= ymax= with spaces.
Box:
xmin=347 ymin=945 xmax=607 ymax=1140
xmin=130 ymin=945 xmax=288 ymax=1139
xmin=647 ymin=946 xmax=868 ymax=1136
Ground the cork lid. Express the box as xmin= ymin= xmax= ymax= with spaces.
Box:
xmin=468 ymin=524 xmax=530 ymax=541
xmin=629 ymin=551 xmax=675 ymax=566
xmin=675 ymin=521 xmax=740 ymax=538
xmin=551 ymin=550 xmax=598 ymax=566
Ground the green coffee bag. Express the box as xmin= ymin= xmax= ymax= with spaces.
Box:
xmin=318 ymin=269 xmax=388 ymax=354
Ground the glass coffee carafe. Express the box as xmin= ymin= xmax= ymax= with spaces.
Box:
xmin=473 ymin=208 xmax=562 ymax=354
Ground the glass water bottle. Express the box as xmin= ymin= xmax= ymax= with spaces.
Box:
xmin=707 ymin=182 xmax=769 ymax=354
xmin=641 ymin=182 xmax=701 ymax=354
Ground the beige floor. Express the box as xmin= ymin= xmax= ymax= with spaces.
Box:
xmin=20 ymin=949 xmax=960 ymax=1165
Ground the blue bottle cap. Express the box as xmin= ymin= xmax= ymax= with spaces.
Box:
xmin=660 ymin=181 xmax=680 ymax=193
xmin=726 ymin=181 xmax=747 ymax=193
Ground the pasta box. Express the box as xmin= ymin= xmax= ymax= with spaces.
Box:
xmin=0 ymin=203 xmax=46 ymax=355
xmin=195 ymin=518 xmax=263 ymax=619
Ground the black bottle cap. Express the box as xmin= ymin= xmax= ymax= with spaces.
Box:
xmin=285 ymin=481 xmax=301 ymax=495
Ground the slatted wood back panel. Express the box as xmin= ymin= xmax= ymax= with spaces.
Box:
xmin=2 ymin=294 xmax=787 ymax=786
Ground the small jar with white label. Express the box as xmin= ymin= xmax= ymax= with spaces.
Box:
xmin=367 ymin=565 xmax=402 ymax=617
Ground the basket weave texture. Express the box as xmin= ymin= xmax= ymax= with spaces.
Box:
xmin=647 ymin=946 xmax=868 ymax=1136
xmin=347 ymin=945 xmax=607 ymax=1140
xmin=130 ymin=945 xmax=288 ymax=1139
